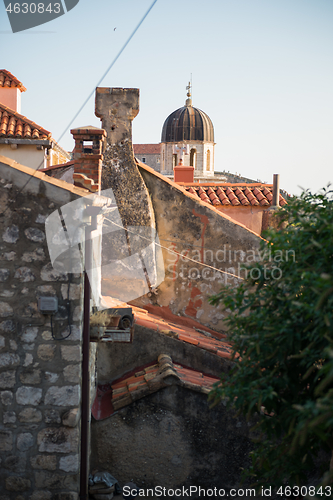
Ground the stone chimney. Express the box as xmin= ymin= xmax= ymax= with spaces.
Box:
xmin=70 ymin=126 xmax=106 ymax=193
xmin=0 ymin=70 xmax=26 ymax=113
xmin=174 ymin=159 xmax=194 ymax=183
xmin=95 ymin=87 xmax=154 ymax=229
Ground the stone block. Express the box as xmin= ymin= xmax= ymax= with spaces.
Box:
xmin=0 ymin=352 xmax=20 ymax=368
xmin=0 ymin=290 xmax=14 ymax=298
xmin=45 ymin=371 xmax=59 ymax=383
xmin=35 ymin=471 xmax=75 ymax=489
xmin=59 ymin=454 xmax=79 ymax=472
xmin=29 ymin=492 xmax=52 ymax=500
xmin=45 ymin=385 xmax=80 ymax=406
xmin=3 ymin=411 xmax=16 ymax=423
xmin=21 ymin=302 xmax=42 ymax=319
xmin=37 ymin=344 xmax=56 ymax=361
xmin=1 ymin=390 xmax=13 ymax=405
xmin=36 ymin=214 xmax=47 ymax=224
xmin=1 ymin=251 xmax=16 ymax=260
xmin=20 ymin=368 xmax=41 ymax=385
xmin=16 ymin=386 xmax=42 ymax=406
xmin=42 ymin=330 xmax=53 ymax=341
xmin=14 ymin=267 xmax=35 ymax=282
xmin=17 ymin=432 xmax=34 ymax=451
xmin=18 ymin=407 xmax=42 ymax=423
xmin=30 ymin=455 xmax=57 ymax=471
xmin=72 ymin=306 xmax=82 ymax=322
xmin=0 ymin=320 xmax=15 ymax=333
xmin=24 ymin=227 xmax=45 ymax=242
xmin=0 ymin=268 xmax=10 ymax=281
xmin=60 ymin=345 xmax=81 ymax=362
xmin=0 ymin=430 xmax=12 ymax=451
xmin=36 ymin=285 xmax=56 ymax=296
xmin=0 ymin=370 xmax=16 ymax=388
xmin=23 ymin=353 xmax=33 ymax=366
xmin=41 ymin=263 xmax=68 ymax=282
xmin=61 ymin=325 xmax=80 ymax=341
xmin=3 ymin=454 xmax=26 ymax=473
xmin=21 ymin=326 xmax=38 ymax=343
xmin=44 ymin=409 xmax=61 ymax=424
xmin=61 ymin=284 xmax=82 ymax=301
xmin=9 ymin=340 xmax=17 ymax=350
xmin=23 ymin=342 xmax=35 ymax=351
xmin=63 ymin=364 xmax=80 ymax=383
xmin=22 ymin=248 xmax=46 ymax=262
xmin=37 ymin=427 xmax=79 ymax=453
xmin=5 ymin=476 xmax=31 ymax=491
xmin=0 ymin=302 xmax=14 ymax=317
xmin=51 ymin=494 xmax=78 ymax=500
xmin=2 ymin=224 xmax=19 ymax=244
xmin=62 ymin=408 xmax=80 ymax=427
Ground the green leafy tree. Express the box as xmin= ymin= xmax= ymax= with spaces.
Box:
xmin=209 ymin=189 xmax=333 ymax=489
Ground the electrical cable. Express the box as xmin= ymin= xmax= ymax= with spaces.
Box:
xmin=0 ymin=0 xmax=158 ymax=217
xmin=103 ymin=217 xmax=245 ymax=281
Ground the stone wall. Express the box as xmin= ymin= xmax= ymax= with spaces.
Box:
xmin=91 ymin=385 xmax=257 ymax=493
xmin=0 ymin=158 xmax=89 ymax=499
xmin=133 ymin=164 xmax=262 ymax=333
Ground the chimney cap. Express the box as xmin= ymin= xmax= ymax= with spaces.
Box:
xmin=70 ymin=125 xmax=107 ymax=137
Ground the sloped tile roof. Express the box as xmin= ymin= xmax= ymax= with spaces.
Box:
xmin=134 ymin=308 xmax=231 ymax=358
xmin=92 ymin=354 xmax=219 ymax=420
xmin=0 ymin=70 xmax=26 ymax=92
xmin=101 ymin=295 xmax=231 ymax=359
xmin=133 ymin=144 xmax=161 ymax=155
xmin=0 ymin=103 xmax=51 ymax=139
xmin=183 ymin=183 xmax=287 ymax=208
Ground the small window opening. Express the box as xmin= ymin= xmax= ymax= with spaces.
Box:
xmin=83 ymin=140 xmax=93 ymax=153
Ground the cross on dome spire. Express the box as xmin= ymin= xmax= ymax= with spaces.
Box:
xmin=185 ymin=81 xmax=192 ymax=107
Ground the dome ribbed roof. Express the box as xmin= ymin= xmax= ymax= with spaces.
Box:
xmin=161 ymin=105 xmax=214 ymax=143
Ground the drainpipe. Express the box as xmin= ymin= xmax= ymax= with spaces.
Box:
xmin=80 ymin=212 xmax=97 ymax=499
xmin=272 ymin=174 xmax=280 ymax=207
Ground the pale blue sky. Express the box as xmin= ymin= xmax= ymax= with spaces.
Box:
xmin=1 ymin=0 xmax=332 ymax=195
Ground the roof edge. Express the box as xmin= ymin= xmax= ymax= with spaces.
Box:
xmin=136 ymin=159 xmax=264 ymax=239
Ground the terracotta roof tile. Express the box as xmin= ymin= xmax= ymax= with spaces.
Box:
xmin=0 ymin=103 xmax=51 ymax=140
xmin=134 ymin=308 xmax=231 ymax=358
xmin=183 ymin=183 xmax=287 ymax=208
xmin=92 ymin=354 xmax=220 ymax=419
xmin=0 ymin=70 xmax=26 ymax=92
xmin=133 ymin=144 xmax=161 ymax=155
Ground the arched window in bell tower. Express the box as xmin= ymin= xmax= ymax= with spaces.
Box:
xmin=206 ymin=149 xmax=211 ymax=171
xmin=190 ymin=148 xmax=197 ymax=169
xmin=173 ymin=154 xmax=178 ymax=168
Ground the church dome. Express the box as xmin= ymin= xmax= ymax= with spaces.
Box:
xmin=161 ymin=87 xmax=214 ymax=143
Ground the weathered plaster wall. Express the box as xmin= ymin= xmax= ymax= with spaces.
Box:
xmin=91 ymin=385 xmax=256 ymax=493
xmin=216 ymin=205 xmax=266 ymax=236
xmin=135 ymin=165 xmax=262 ymax=333
xmin=96 ymin=324 xmax=233 ymax=384
xmin=0 ymin=144 xmax=46 ymax=170
xmin=135 ymin=154 xmax=161 ymax=173
xmin=0 ymin=158 xmax=88 ymax=499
